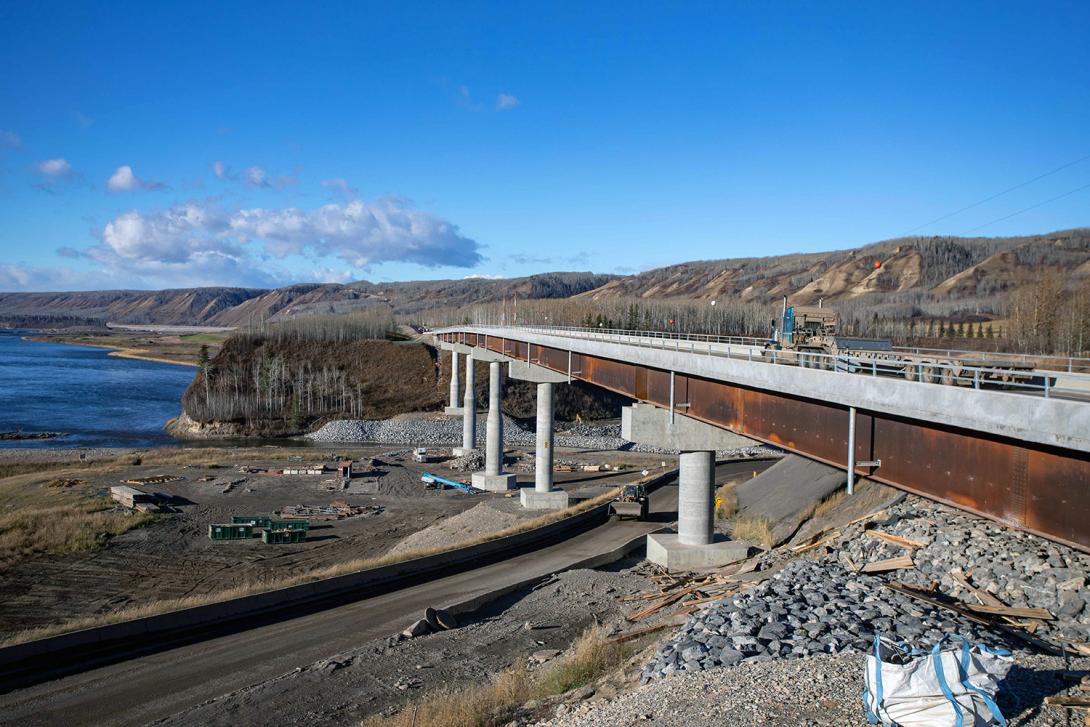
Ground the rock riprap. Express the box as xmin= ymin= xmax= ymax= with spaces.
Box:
xmin=641 ymin=559 xmax=1010 ymax=682
xmin=842 ymin=499 xmax=1090 ymax=642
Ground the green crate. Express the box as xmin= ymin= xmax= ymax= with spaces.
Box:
xmin=270 ymin=520 xmax=309 ymax=531
xmin=208 ymin=523 xmax=253 ymax=541
xmin=232 ymin=515 xmax=273 ymax=528
xmin=261 ymin=528 xmax=307 ymax=544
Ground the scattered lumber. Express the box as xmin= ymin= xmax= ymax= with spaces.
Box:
xmin=861 ymin=555 xmax=914 ymax=573
xmin=885 ymin=581 xmax=1063 ymax=656
xmin=865 ymin=529 xmax=928 ymax=550
xmin=791 ymin=530 xmax=841 ymax=553
xmin=950 ymin=571 xmax=1004 ymax=608
xmin=839 ymin=551 xmax=860 ymax=573
xmin=847 ymin=509 xmax=887 ymax=527
xmin=963 ymin=604 xmax=1054 ymax=621
xmin=607 ymin=621 xmax=678 ymax=645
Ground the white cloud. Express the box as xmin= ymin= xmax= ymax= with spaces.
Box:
xmin=72 ymin=111 xmax=94 ymax=129
xmin=35 ymin=158 xmax=72 ymax=176
xmin=496 ymin=93 xmax=519 ymax=110
xmin=0 ymin=130 xmax=21 ymax=148
xmin=321 ymin=178 xmax=357 ymax=199
xmin=107 ymin=165 xmax=166 ymax=192
xmin=212 ymin=160 xmax=228 ymax=179
xmin=7 ymin=195 xmax=482 ymax=291
xmin=245 ymin=166 xmax=269 ymax=187
xmin=229 ymin=197 xmax=482 ymax=268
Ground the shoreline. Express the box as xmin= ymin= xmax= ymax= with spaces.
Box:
xmin=22 ymin=336 xmax=196 ymax=367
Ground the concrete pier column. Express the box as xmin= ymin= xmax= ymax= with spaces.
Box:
xmin=535 ymin=382 xmax=554 ymax=493
xmin=678 ymin=450 xmax=714 ymax=545
xmin=472 ymin=361 xmax=516 ymax=492
xmin=453 ymin=356 xmax=476 ymax=455
xmin=448 ymin=350 xmax=461 ymax=409
xmin=485 ymin=361 xmax=504 ymax=476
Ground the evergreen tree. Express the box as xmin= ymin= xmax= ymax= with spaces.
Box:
xmin=986 ymin=324 xmax=994 ymax=339
xmin=938 ymin=322 xmax=946 ymax=338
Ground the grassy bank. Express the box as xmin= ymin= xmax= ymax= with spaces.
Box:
xmin=360 ymin=626 xmax=629 ymax=727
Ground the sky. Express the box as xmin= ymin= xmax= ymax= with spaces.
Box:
xmin=0 ymin=0 xmax=1088 ymax=292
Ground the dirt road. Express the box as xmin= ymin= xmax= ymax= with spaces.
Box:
xmin=0 ymin=460 xmax=767 ymax=726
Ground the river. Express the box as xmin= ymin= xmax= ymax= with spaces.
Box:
xmin=0 ymin=330 xmax=195 ymax=448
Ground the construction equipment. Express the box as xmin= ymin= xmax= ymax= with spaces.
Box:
xmin=609 ymin=484 xmax=649 ymax=521
xmin=763 ymin=301 xmax=1037 ymax=387
xmin=421 ymin=472 xmax=480 ymax=494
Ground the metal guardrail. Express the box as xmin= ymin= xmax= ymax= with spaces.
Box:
xmin=447 ymin=324 xmax=1084 ymax=400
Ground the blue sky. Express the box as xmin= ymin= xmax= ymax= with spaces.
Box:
xmin=1 ymin=1 xmax=1088 ymax=291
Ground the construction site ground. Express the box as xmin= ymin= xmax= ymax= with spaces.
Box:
xmin=0 ymin=444 xmax=674 ymax=636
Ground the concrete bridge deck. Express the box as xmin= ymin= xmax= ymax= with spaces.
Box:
xmin=437 ymin=325 xmax=1090 ymax=552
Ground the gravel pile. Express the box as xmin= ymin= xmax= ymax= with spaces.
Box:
xmin=844 ymin=499 xmax=1090 ymax=642
xmin=641 ymin=559 xmax=1011 ymax=682
xmin=309 ymin=416 xmax=780 ymax=459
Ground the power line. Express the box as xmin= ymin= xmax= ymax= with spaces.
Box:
xmin=961 ymin=180 xmax=1090 ymax=234
xmin=899 ymin=152 xmax=1090 ymax=236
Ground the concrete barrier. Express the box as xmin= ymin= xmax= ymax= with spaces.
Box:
xmin=0 ymin=500 xmax=610 ymax=676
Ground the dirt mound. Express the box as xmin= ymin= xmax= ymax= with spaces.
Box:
xmin=386 ymin=502 xmax=525 ymax=555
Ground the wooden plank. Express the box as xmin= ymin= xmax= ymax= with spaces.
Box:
xmin=791 ymin=530 xmax=841 ymax=553
xmin=861 ymin=554 xmax=915 ymax=573
xmin=607 ymin=622 xmax=677 ymax=645
xmin=885 ymin=581 xmax=1063 ymax=656
xmin=964 ymin=604 xmax=1054 ymax=620
xmin=950 ymin=571 xmax=1004 ymax=608
xmin=1044 ymin=695 xmax=1090 ymax=708
xmin=865 ymin=529 xmax=928 ymax=549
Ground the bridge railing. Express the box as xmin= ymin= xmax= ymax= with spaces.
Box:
xmin=453 ymin=324 xmax=1086 ymax=399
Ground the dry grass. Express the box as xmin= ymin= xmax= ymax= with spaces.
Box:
xmin=812 ymin=489 xmax=848 ymax=520
xmin=0 ymin=487 xmax=622 ymax=648
xmin=731 ymin=515 xmax=774 ymax=548
xmin=360 ymin=626 xmax=627 ymax=727
xmin=0 ymin=502 xmax=153 ymax=568
xmin=714 ymin=481 xmax=739 ymax=520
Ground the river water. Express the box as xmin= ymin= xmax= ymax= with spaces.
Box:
xmin=0 ymin=331 xmax=195 ymax=448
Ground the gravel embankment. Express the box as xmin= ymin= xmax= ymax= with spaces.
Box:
xmin=308 ymin=416 xmax=776 ymax=458
xmin=536 ymin=652 xmax=1090 ymax=727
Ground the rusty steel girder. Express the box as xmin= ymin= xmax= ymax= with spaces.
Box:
xmin=443 ymin=332 xmax=1090 ymax=552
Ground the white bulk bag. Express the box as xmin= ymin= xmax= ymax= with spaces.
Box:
xmin=864 ymin=635 xmax=1013 ymax=727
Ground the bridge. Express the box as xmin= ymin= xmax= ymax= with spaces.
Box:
xmin=434 ymin=325 xmax=1090 ymax=563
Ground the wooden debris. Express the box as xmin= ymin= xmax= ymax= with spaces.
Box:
xmin=1067 ymin=642 xmax=1090 ymax=657
xmin=950 ymin=571 xmax=1004 ymax=608
xmin=839 ymin=551 xmax=860 ymax=573
xmin=963 ymin=604 xmax=1054 ymax=621
xmin=1044 ymin=695 xmax=1090 ymax=708
xmin=847 ymin=508 xmax=888 ymax=527
xmin=861 ymin=554 xmax=915 ymax=573
xmin=865 ymin=529 xmax=928 ymax=550
xmin=124 ymin=475 xmax=182 ymax=485
xmin=606 ymin=621 xmax=678 ymax=645
xmin=885 ymin=581 xmax=1063 ymax=656
xmin=791 ymin=530 xmax=841 ymax=553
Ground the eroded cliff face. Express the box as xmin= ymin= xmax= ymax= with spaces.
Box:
xmin=165 ymin=412 xmax=249 ymax=439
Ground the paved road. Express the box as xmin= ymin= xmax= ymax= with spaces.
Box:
xmin=0 ymin=460 xmax=764 ymax=726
